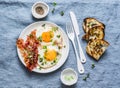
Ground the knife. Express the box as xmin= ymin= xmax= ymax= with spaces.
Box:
xmin=69 ymin=11 xmax=86 ymax=63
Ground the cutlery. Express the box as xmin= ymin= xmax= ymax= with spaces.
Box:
xmin=66 ymin=22 xmax=84 ymax=74
xmin=70 ymin=11 xmax=86 ymax=63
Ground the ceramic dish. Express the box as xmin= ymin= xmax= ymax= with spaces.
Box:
xmin=32 ymin=1 xmax=49 ymax=19
xmin=60 ymin=68 xmax=78 ymax=86
xmin=17 ymin=21 xmax=69 ymax=73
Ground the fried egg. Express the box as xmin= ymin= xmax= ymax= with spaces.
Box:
xmin=44 ymin=49 xmax=57 ymax=61
xmin=42 ymin=31 xmax=54 ymax=42
xmin=36 ymin=24 xmax=64 ymax=69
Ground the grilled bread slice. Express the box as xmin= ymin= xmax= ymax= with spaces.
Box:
xmin=82 ymin=26 xmax=104 ymax=41
xmin=86 ymin=39 xmax=109 ymax=60
xmin=83 ymin=18 xmax=105 ymax=33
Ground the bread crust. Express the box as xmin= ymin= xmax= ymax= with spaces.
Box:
xmin=82 ymin=26 xmax=105 ymax=41
xmin=86 ymin=39 xmax=109 ymax=60
xmin=82 ymin=17 xmax=105 ymax=33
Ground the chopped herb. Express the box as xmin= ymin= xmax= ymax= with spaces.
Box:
xmin=39 ymin=58 xmax=43 ymax=62
xmin=87 ymin=73 xmax=90 ymax=78
xmin=41 ymin=62 xmax=44 ymax=65
xmin=29 ymin=34 xmax=33 ymax=38
xmin=60 ymin=11 xmax=64 ymax=16
xmin=57 ymin=52 xmax=60 ymax=55
xmin=71 ymin=76 xmax=74 ymax=79
xmin=56 ymin=35 xmax=61 ymax=38
xmin=52 ymin=43 xmax=55 ymax=46
xmin=42 ymin=24 xmax=45 ymax=27
xmin=43 ymin=46 xmax=47 ymax=49
xmin=53 ymin=59 xmax=56 ymax=63
xmin=64 ymin=75 xmax=74 ymax=81
xmin=52 ymin=2 xmax=57 ymax=6
xmin=43 ymin=56 xmax=46 ymax=59
xmin=44 ymin=61 xmax=47 ymax=64
xmin=42 ymin=24 xmax=46 ymax=29
xmin=91 ymin=63 xmax=95 ymax=69
xmin=38 ymin=36 xmax=42 ymax=42
xmin=58 ymin=46 xmax=61 ymax=49
xmin=83 ymin=76 xmax=87 ymax=81
xmin=51 ymin=62 xmax=54 ymax=64
xmin=28 ymin=55 xmax=32 ymax=59
xmin=52 ymin=27 xmax=58 ymax=32
xmin=52 ymin=8 xmax=55 ymax=13
xmin=50 ymin=39 xmax=53 ymax=42
xmin=52 ymin=41 xmax=55 ymax=46
xmin=44 ymin=49 xmax=48 ymax=53
xmin=50 ymin=31 xmax=53 ymax=38
xmin=38 ymin=54 xmax=40 ymax=57
xmin=39 ymin=66 xmax=42 ymax=70
xmin=51 ymin=2 xmax=57 ymax=14
xmin=64 ymin=45 xmax=66 ymax=48
xmin=53 ymin=58 xmax=58 ymax=63
xmin=83 ymin=73 xmax=90 ymax=81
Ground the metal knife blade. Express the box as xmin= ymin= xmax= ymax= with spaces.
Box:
xmin=69 ymin=11 xmax=80 ymax=35
xmin=69 ymin=11 xmax=86 ymax=63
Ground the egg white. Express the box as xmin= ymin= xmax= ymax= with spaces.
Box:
xmin=36 ymin=24 xmax=63 ymax=69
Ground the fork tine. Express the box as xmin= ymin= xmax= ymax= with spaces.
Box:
xmin=66 ymin=22 xmax=70 ymax=34
xmin=66 ymin=22 xmax=72 ymax=33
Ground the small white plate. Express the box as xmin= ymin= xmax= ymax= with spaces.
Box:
xmin=17 ymin=21 xmax=69 ymax=73
xmin=60 ymin=68 xmax=78 ymax=86
xmin=32 ymin=1 xmax=49 ymax=19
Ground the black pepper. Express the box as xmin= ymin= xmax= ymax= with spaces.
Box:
xmin=35 ymin=6 xmax=44 ymax=15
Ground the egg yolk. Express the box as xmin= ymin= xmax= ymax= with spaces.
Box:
xmin=44 ymin=49 xmax=57 ymax=61
xmin=42 ymin=31 xmax=54 ymax=42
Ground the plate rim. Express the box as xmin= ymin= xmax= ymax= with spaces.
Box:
xmin=17 ymin=21 xmax=69 ymax=73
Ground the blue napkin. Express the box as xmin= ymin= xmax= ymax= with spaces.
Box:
xmin=0 ymin=0 xmax=120 ymax=88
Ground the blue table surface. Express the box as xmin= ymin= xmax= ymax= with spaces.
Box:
xmin=0 ymin=0 xmax=120 ymax=88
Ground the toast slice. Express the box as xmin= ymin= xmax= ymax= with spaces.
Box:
xmin=86 ymin=39 xmax=109 ymax=60
xmin=83 ymin=18 xmax=105 ymax=33
xmin=82 ymin=26 xmax=105 ymax=41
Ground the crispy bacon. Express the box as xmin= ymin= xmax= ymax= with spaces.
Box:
xmin=16 ymin=30 xmax=40 ymax=71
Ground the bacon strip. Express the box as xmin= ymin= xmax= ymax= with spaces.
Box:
xmin=16 ymin=30 xmax=40 ymax=71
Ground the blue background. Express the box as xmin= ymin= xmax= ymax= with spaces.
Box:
xmin=0 ymin=0 xmax=120 ymax=88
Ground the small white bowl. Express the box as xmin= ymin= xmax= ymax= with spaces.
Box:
xmin=60 ymin=68 xmax=78 ymax=86
xmin=32 ymin=1 xmax=49 ymax=19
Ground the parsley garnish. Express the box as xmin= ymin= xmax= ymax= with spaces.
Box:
xmin=53 ymin=60 xmax=56 ymax=63
xmin=41 ymin=62 xmax=44 ymax=65
xmin=64 ymin=45 xmax=66 ymax=48
xmin=44 ymin=49 xmax=48 ymax=53
xmin=43 ymin=46 xmax=47 ymax=49
xmin=52 ymin=41 xmax=56 ymax=46
xmin=42 ymin=24 xmax=45 ymax=27
xmin=53 ymin=58 xmax=58 ymax=63
xmin=91 ymin=63 xmax=95 ymax=69
xmin=52 ymin=8 xmax=55 ymax=13
xmin=83 ymin=76 xmax=87 ymax=81
xmin=60 ymin=11 xmax=64 ymax=16
xmin=44 ymin=61 xmax=47 ymax=64
xmin=83 ymin=73 xmax=90 ymax=81
xmin=42 ymin=24 xmax=46 ymax=29
xmin=39 ymin=66 xmax=42 ymax=70
xmin=53 ymin=2 xmax=57 ymax=6
xmin=50 ymin=39 xmax=53 ymax=42
xmin=52 ymin=27 xmax=58 ymax=32
xmin=29 ymin=34 xmax=33 ymax=38
xmin=58 ymin=46 xmax=61 ymax=49
xmin=52 ymin=2 xmax=57 ymax=14
xmin=56 ymin=35 xmax=61 ymax=38
xmin=87 ymin=73 xmax=90 ymax=78
xmin=39 ymin=58 xmax=43 ymax=62
xmin=37 ymin=36 xmax=42 ymax=42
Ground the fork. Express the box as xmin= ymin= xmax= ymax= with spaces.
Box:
xmin=66 ymin=22 xmax=84 ymax=74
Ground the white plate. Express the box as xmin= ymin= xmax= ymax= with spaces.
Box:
xmin=17 ymin=21 xmax=69 ymax=73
